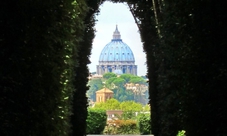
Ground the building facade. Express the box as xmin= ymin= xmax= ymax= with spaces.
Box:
xmin=96 ymin=88 xmax=114 ymax=103
xmin=96 ymin=25 xmax=137 ymax=75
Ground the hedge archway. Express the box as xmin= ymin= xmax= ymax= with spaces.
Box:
xmin=1 ymin=0 xmax=226 ymax=136
xmin=76 ymin=0 xmax=227 ymax=136
xmin=72 ymin=0 xmax=159 ymax=135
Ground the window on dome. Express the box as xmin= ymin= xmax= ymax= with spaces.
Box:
xmin=122 ymin=53 xmax=124 ymax=55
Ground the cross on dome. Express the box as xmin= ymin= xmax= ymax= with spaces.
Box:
xmin=112 ymin=25 xmax=121 ymax=40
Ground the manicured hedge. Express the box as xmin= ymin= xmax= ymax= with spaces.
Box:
xmin=86 ymin=108 xmax=107 ymax=134
xmin=137 ymin=113 xmax=151 ymax=135
xmin=1 ymin=0 xmax=86 ymax=135
xmin=2 ymin=0 xmax=226 ymax=135
xmin=114 ymin=119 xmax=138 ymax=134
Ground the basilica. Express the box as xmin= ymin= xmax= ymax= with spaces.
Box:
xmin=96 ymin=25 xmax=137 ymax=75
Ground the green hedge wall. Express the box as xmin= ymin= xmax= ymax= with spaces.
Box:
xmin=86 ymin=108 xmax=107 ymax=134
xmin=1 ymin=0 xmax=86 ymax=135
xmin=119 ymin=0 xmax=227 ymax=135
xmin=70 ymin=0 xmax=101 ymax=135
xmin=1 ymin=0 xmax=227 ymax=136
xmin=137 ymin=113 xmax=151 ymax=135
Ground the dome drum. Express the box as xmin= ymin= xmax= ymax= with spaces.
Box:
xmin=98 ymin=61 xmax=135 ymax=65
xmin=97 ymin=65 xmax=137 ymax=75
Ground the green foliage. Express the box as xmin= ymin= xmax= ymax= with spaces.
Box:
xmin=94 ymin=98 xmax=120 ymax=110
xmin=104 ymin=73 xmax=148 ymax=103
xmin=70 ymin=0 xmax=100 ymax=135
xmin=129 ymin=76 xmax=147 ymax=84
xmin=125 ymin=0 xmax=227 ymax=135
xmin=94 ymin=98 xmax=143 ymax=112
xmin=94 ymin=98 xmax=147 ymax=125
xmin=120 ymin=74 xmax=134 ymax=82
xmin=103 ymin=72 xmax=117 ymax=79
xmin=120 ymin=74 xmax=146 ymax=85
xmin=1 ymin=0 xmax=87 ymax=135
xmin=87 ymin=78 xmax=103 ymax=101
xmin=87 ymin=73 xmax=149 ymax=105
xmin=137 ymin=113 xmax=151 ymax=135
xmin=144 ymin=0 xmax=227 ymax=135
xmin=120 ymin=101 xmax=143 ymax=112
xmin=105 ymin=119 xmax=139 ymax=134
xmin=86 ymin=108 xmax=107 ymax=134
xmin=143 ymin=104 xmax=151 ymax=111
xmin=2 ymin=0 xmax=226 ymax=136
xmin=100 ymin=100 xmax=150 ymax=135
xmin=121 ymin=111 xmax=137 ymax=120
xmin=113 ymin=119 xmax=139 ymax=134
xmin=177 ymin=130 xmax=186 ymax=136
xmin=113 ymin=78 xmax=126 ymax=87
xmin=105 ymin=77 xmax=118 ymax=87
xmin=119 ymin=101 xmax=143 ymax=120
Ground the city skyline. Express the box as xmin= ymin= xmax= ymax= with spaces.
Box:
xmin=88 ymin=1 xmax=147 ymax=76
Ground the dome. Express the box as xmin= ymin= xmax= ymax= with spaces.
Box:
xmin=96 ymin=25 xmax=138 ymax=76
xmin=99 ymin=25 xmax=135 ymax=62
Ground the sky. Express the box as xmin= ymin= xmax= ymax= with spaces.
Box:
xmin=88 ymin=1 xmax=147 ymax=76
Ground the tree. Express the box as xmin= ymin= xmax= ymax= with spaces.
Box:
xmin=87 ymin=78 xmax=103 ymax=101
xmin=105 ymin=77 xmax=118 ymax=88
xmin=120 ymin=101 xmax=143 ymax=112
xmin=103 ymin=72 xmax=117 ymax=79
xmin=94 ymin=98 xmax=143 ymax=113
xmin=129 ymin=76 xmax=146 ymax=84
xmin=120 ymin=74 xmax=134 ymax=82
xmin=86 ymin=108 xmax=107 ymax=134
xmin=94 ymin=98 xmax=120 ymax=110
xmin=105 ymin=77 xmax=134 ymax=102
xmin=103 ymin=73 xmax=148 ymax=103
xmin=143 ymin=104 xmax=150 ymax=112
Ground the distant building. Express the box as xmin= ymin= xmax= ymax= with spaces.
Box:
xmin=106 ymin=110 xmax=123 ymax=121
xmin=96 ymin=88 xmax=114 ymax=103
xmin=96 ymin=25 xmax=137 ymax=75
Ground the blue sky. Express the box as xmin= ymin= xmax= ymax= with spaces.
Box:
xmin=88 ymin=1 xmax=147 ymax=76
